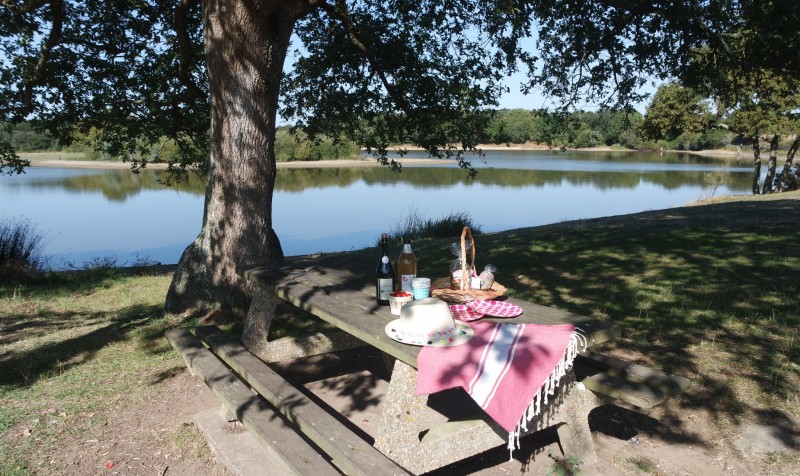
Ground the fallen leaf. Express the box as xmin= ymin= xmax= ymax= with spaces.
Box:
xmin=106 ymin=461 xmax=114 ymax=469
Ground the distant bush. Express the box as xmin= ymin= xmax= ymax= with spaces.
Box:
xmin=275 ymin=128 xmax=360 ymax=161
xmin=483 ymin=108 xmax=646 ymax=149
xmin=0 ymin=122 xmax=59 ymax=152
xmin=0 ymin=218 xmax=49 ymax=281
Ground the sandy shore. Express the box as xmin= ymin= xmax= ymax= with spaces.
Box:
xmin=23 ymin=144 xmax=743 ymax=171
xmin=27 ymin=157 xmax=457 ymax=170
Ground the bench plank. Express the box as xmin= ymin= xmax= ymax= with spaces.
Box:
xmin=194 ymin=325 xmax=410 ymax=476
xmin=165 ymin=328 xmax=338 ymax=476
xmin=578 ymin=371 xmax=665 ymax=409
xmin=577 ymin=351 xmax=690 ymax=396
xmin=574 ymin=351 xmax=690 ymax=408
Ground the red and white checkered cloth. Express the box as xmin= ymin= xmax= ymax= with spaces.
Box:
xmin=449 ymin=300 xmax=523 ymax=321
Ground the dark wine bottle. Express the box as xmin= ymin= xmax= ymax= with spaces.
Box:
xmin=376 ymin=233 xmax=394 ymax=305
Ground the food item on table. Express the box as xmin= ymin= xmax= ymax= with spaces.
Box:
xmin=376 ymin=233 xmax=394 ymax=305
xmin=396 ymin=234 xmax=417 ymax=293
xmin=387 ymin=290 xmax=413 ymax=315
xmin=479 ymin=265 xmax=497 ymax=289
xmin=449 ymin=240 xmax=474 ymax=290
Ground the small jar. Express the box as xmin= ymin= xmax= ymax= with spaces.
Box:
xmin=411 ymin=277 xmax=431 ymax=299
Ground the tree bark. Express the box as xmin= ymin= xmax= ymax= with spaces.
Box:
xmin=762 ymin=135 xmax=779 ymax=194
xmin=774 ymin=134 xmax=800 ymax=192
xmin=751 ymin=136 xmax=762 ymax=195
xmin=165 ymin=1 xmax=302 ymax=313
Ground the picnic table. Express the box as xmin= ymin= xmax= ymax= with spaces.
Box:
xmin=239 ymin=251 xmax=620 ymax=474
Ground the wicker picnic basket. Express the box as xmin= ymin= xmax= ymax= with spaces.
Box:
xmin=431 ymin=226 xmax=507 ymax=304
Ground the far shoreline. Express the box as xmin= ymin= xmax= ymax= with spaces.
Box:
xmin=25 ymin=157 xmax=457 ymax=170
xmin=21 ymin=144 xmax=743 ymax=171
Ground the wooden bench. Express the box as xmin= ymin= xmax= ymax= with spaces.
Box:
xmin=573 ymin=350 xmax=691 ymax=409
xmin=166 ymin=326 xmax=410 ymax=476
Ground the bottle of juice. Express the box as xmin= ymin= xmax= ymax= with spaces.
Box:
xmin=396 ymin=235 xmax=417 ymax=293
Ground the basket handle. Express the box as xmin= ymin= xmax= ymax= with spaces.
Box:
xmin=459 ymin=226 xmax=477 ymax=290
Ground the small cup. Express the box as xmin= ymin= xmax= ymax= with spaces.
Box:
xmin=412 ymin=277 xmax=431 ymax=299
xmin=388 ymin=293 xmax=413 ymax=315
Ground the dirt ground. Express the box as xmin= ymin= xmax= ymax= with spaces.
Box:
xmin=18 ymin=346 xmax=792 ymax=476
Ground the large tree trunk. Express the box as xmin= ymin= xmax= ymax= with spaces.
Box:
xmin=165 ymin=2 xmax=301 ymax=313
xmin=751 ymin=136 xmax=762 ymax=195
xmin=762 ymin=135 xmax=779 ymax=194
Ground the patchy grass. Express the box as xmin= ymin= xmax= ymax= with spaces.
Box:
xmin=172 ymin=422 xmax=210 ymax=460
xmin=0 ymin=270 xmax=189 ymax=473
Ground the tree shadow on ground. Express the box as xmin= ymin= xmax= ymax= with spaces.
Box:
xmin=248 ymin=197 xmax=800 ymax=457
xmin=470 ymin=199 xmax=800 ymax=446
xmin=0 ymin=303 xmax=163 ymax=388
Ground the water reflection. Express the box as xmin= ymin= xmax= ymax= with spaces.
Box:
xmin=13 ymin=151 xmax=753 ymax=198
xmin=0 ymin=151 xmax=756 ymax=267
xmin=15 ymin=167 xmax=206 ymax=201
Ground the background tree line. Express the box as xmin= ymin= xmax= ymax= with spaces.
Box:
xmin=482 ymin=107 xmax=732 ymax=150
xmin=1 ymin=123 xmax=359 ymax=162
xmin=1 ymin=103 xmax=741 ymax=158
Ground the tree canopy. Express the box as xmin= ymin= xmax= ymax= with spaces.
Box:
xmin=3 ymin=0 xmax=799 ymax=312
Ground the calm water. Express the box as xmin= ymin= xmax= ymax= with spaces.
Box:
xmin=1 ymin=150 xmax=755 ymax=268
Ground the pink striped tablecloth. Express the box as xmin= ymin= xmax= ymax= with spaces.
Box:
xmin=416 ymin=320 xmax=584 ymax=453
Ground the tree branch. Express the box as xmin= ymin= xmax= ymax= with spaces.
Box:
xmin=320 ymin=0 xmax=413 ymax=114
xmin=1 ymin=0 xmax=49 ymax=16
xmin=174 ymin=0 xmax=204 ymax=102
xmin=22 ymin=0 xmax=63 ymax=113
xmin=597 ymin=0 xmax=733 ymax=56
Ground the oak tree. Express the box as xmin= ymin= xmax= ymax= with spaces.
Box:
xmin=3 ymin=0 xmax=798 ymax=314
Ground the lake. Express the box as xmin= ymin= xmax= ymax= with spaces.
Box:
xmin=1 ymin=150 xmax=755 ymax=269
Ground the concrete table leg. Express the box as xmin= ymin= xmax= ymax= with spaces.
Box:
xmin=243 ymin=287 xmax=366 ymax=363
xmin=375 ymin=361 xmax=600 ymax=474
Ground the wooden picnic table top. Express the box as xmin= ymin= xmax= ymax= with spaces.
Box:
xmin=242 ymin=252 xmax=618 ymax=369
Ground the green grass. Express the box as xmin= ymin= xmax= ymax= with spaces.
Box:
xmin=0 ymin=269 xmax=186 ymax=472
xmin=0 ymin=217 xmax=49 ymax=279
xmin=389 ymin=207 xmax=481 ymax=243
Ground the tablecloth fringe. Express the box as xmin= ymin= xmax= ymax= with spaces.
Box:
xmin=507 ymin=329 xmax=588 ymax=458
